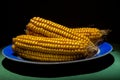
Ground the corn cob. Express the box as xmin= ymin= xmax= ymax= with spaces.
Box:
xmin=31 ymin=17 xmax=69 ymax=32
xmin=26 ymin=22 xmax=79 ymax=40
xmin=71 ymin=27 xmax=102 ymax=38
xmin=28 ymin=17 xmax=111 ymax=45
xmin=27 ymin=17 xmax=91 ymax=41
xmin=71 ymin=27 xmax=111 ymax=44
xmin=12 ymin=35 xmax=98 ymax=61
xmin=30 ymin=17 xmax=104 ymax=40
xmin=12 ymin=45 xmax=80 ymax=62
xmin=13 ymin=35 xmax=94 ymax=54
xmin=26 ymin=17 xmax=96 ymax=47
xmin=26 ymin=23 xmax=64 ymax=38
xmin=18 ymin=53 xmax=74 ymax=62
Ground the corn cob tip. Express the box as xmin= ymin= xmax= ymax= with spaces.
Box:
xmin=24 ymin=29 xmax=27 ymax=33
xmin=94 ymin=38 xmax=104 ymax=46
xmin=101 ymin=29 xmax=111 ymax=35
xmin=86 ymin=46 xmax=98 ymax=58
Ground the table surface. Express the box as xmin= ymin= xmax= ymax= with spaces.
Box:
xmin=0 ymin=43 xmax=120 ymax=80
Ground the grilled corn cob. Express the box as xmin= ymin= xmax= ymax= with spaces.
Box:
xmin=12 ymin=35 xmax=98 ymax=62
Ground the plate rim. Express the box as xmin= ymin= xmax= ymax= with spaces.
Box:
xmin=2 ymin=42 xmax=113 ymax=65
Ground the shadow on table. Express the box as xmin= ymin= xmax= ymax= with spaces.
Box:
xmin=2 ymin=54 xmax=114 ymax=78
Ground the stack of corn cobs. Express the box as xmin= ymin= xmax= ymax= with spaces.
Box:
xmin=12 ymin=17 xmax=110 ymax=62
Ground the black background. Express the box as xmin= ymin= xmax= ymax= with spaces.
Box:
xmin=2 ymin=0 xmax=118 ymax=47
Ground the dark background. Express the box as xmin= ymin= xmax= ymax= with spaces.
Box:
xmin=2 ymin=0 xmax=118 ymax=47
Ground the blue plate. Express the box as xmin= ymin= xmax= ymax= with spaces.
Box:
xmin=2 ymin=42 xmax=113 ymax=64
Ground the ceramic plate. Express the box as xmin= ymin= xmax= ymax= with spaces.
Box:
xmin=2 ymin=42 xmax=113 ymax=64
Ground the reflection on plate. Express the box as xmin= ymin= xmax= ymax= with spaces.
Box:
xmin=2 ymin=42 xmax=113 ymax=64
